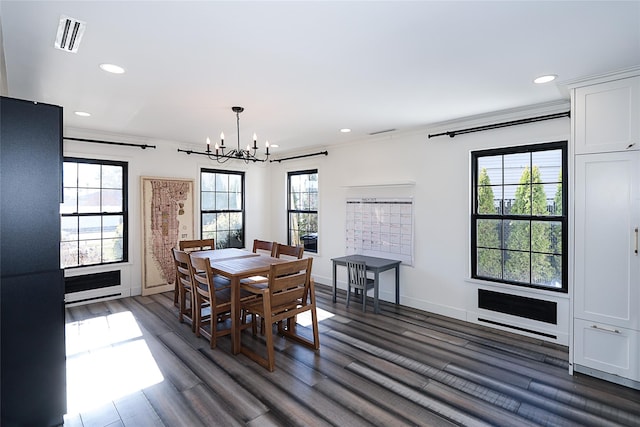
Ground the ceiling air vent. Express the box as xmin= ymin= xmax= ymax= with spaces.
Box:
xmin=369 ymin=128 xmax=396 ymax=136
xmin=54 ymin=15 xmax=86 ymax=53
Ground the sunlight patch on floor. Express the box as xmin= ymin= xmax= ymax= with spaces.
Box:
xmin=296 ymin=306 xmax=334 ymax=327
xmin=65 ymin=311 xmax=164 ymax=415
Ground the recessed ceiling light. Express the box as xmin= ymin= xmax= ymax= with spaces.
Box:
xmin=74 ymin=111 xmax=91 ymax=117
xmin=100 ymin=63 xmax=125 ymax=74
xmin=534 ymin=74 xmax=557 ymax=84
xmin=340 ymin=128 xmax=351 ymax=133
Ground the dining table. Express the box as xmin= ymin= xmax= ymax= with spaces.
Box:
xmin=191 ymin=248 xmax=288 ymax=354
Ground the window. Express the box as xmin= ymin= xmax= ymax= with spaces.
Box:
xmin=471 ymin=141 xmax=567 ymax=292
xmin=61 ymin=158 xmax=128 ymax=268
xmin=201 ymin=169 xmax=244 ymax=248
xmin=288 ymin=169 xmax=318 ymax=253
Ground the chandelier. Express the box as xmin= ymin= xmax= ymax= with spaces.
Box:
xmin=205 ymin=106 xmax=270 ymax=163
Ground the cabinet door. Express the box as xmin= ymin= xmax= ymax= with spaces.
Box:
xmin=574 ymin=152 xmax=640 ymax=329
xmin=573 ymin=76 xmax=640 ymax=154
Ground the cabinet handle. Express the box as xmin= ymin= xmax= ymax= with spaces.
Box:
xmin=591 ymin=325 xmax=620 ymax=334
xmin=635 ymin=227 xmax=638 ymax=255
xmin=627 ymin=142 xmax=636 ymax=149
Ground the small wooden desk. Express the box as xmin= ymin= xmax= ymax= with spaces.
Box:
xmin=331 ymin=255 xmax=401 ymax=313
xmin=208 ymin=252 xmax=288 ymax=354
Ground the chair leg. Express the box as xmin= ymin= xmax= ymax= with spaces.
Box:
xmin=346 ymin=284 xmax=351 ymax=307
xmin=362 ymin=287 xmax=366 ymax=312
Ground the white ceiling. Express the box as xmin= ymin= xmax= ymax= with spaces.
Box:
xmin=1 ymin=1 xmax=639 ymax=155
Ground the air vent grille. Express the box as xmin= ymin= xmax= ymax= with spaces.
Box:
xmin=54 ymin=15 xmax=86 ymax=53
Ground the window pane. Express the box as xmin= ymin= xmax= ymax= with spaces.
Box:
xmin=215 ymin=173 xmax=227 ymax=191
xmin=61 ymin=217 xmax=78 ymax=241
xmin=78 ymin=239 xmax=101 ymax=265
xmin=102 ymin=165 xmax=122 ymax=189
xmin=477 ymin=179 xmax=501 ymax=215
xmin=477 ymin=156 xmax=502 ymax=186
xmin=61 ymin=242 xmax=78 ymax=268
xmin=216 ymin=192 xmax=228 ymax=210
xmin=532 ymin=254 xmax=562 ymax=288
xmin=229 ymin=192 xmax=241 ymax=210
xmin=78 ymin=189 xmax=101 ymax=213
xmin=63 ymin=162 xmax=78 ymax=187
xmin=79 ymin=216 xmax=102 ymax=240
xmin=103 ymin=215 xmax=123 ymax=239
xmin=202 ymin=192 xmax=215 ymax=210
xmin=103 ymin=238 xmax=123 ymax=263
xmin=228 ymin=174 xmax=241 ymax=192
xmin=531 ymin=221 xmax=553 ymax=253
xmin=477 ymin=248 xmax=502 ymax=279
xmin=507 ymin=184 xmax=530 ymax=215
xmin=504 ymin=249 xmax=530 ymax=283
xmin=202 ymin=173 xmax=215 ymax=191
xmin=532 ymin=149 xmax=562 ymax=183
xmin=476 ymin=219 xmax=501 ymax=249
xmin=61 ymin=188 xmax=78 ymax=214
xmin=102 ymin=189 xmax=123 ymax=212
xmin=78 ymin=163 xmax=101 ymax=188
xmin=504 ymin=220 xmax=529 ymax=251
xmin=503 ymin=153 xmax=529 ymax=184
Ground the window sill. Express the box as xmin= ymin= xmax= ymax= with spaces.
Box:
xmin=465 ymin=277 xmax=570 ymax=300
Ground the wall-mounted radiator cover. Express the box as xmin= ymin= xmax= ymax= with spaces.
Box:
xmin=478 ymin=289 xmax=557 ymax=324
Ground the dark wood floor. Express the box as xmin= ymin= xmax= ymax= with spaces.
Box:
xmin=63 ymin=284 xmax=640 ymax=427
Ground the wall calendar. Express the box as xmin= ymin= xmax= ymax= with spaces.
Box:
xmin=345 ymin=197 xmax=414 ymax=265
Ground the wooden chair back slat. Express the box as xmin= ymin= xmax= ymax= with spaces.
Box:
xmin=252 ymin=239 xmax=276 ymax=257
xmin=179 ymin=239 xmax=215 ymax=252
xmin=274 ymin=243 xmax=304 ymax=260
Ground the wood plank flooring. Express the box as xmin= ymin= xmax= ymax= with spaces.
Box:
xmin=63 ymin=284 xmax=640 ymax=427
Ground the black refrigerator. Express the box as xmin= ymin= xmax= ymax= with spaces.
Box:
xmin=1 ymin=96 xmax=66 ymax=426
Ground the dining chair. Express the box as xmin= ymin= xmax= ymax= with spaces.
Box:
xmin=173 ymin=239 xmax=215 ymax=305
xmin=190 ymin=255 xmax=247 ymax=349
xmin=172 ymin=248 xmax=197 ymax=330
xmin=252 ymin=239 xmax=276 ymax=257
xmin=179 ymin=238 xmax=215 ymax=252
xmin=346 ymin=260 xmax=375 ymax=312
xmin=239 ymin=257 xmax=319 ymax=371
xmin=274 ymin=243 xmax=304 ymax=260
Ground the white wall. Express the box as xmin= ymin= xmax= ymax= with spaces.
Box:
xmin=268 ymin=102 xmax=572 ymax=344
xmin=64 ymin=102 xmax=572 ymax=345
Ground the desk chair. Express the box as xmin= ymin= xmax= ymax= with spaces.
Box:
xmin=346 ymin=260 xmax=375 ymax=312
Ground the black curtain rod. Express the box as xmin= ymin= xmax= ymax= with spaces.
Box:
xmin=64 ymin=136 xmax=156 ymax=149
xmin=427 ymin=111 xmax=570 ymax=139
xmin=270 ymin=151 xmax=328 ymax=163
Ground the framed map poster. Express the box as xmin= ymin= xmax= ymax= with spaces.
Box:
xmin=345 ymin=197 xmax=414 ymax=265
xmin=141 ymin=176 xmax=194 ymax=295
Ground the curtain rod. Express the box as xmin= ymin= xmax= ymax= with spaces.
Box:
xmin=427 ymin=111 xmax=570 ymax=139
xmin=64 ymin=136 xmax=156 ymax=149
xmin=270 ymin=151 xmax=328 ymax=163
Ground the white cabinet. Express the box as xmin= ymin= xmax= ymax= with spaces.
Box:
xmin=574 ymin=152 xmax=640 ymax=330
xmin=573 ymin=76 xmax=640 ymax=154
xmin=572 ymin=72 xmax=640 ymax=387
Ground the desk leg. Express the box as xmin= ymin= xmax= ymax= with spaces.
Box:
xmin=374 ymin=271 xmax=380 ymax=313
xmin=231 ymin=277 xmax=240 ymax=355
xmin=332 ymin=261 xmax=337 ymax=303
xmin=395 ymin=265 xmax=400 ymax=305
